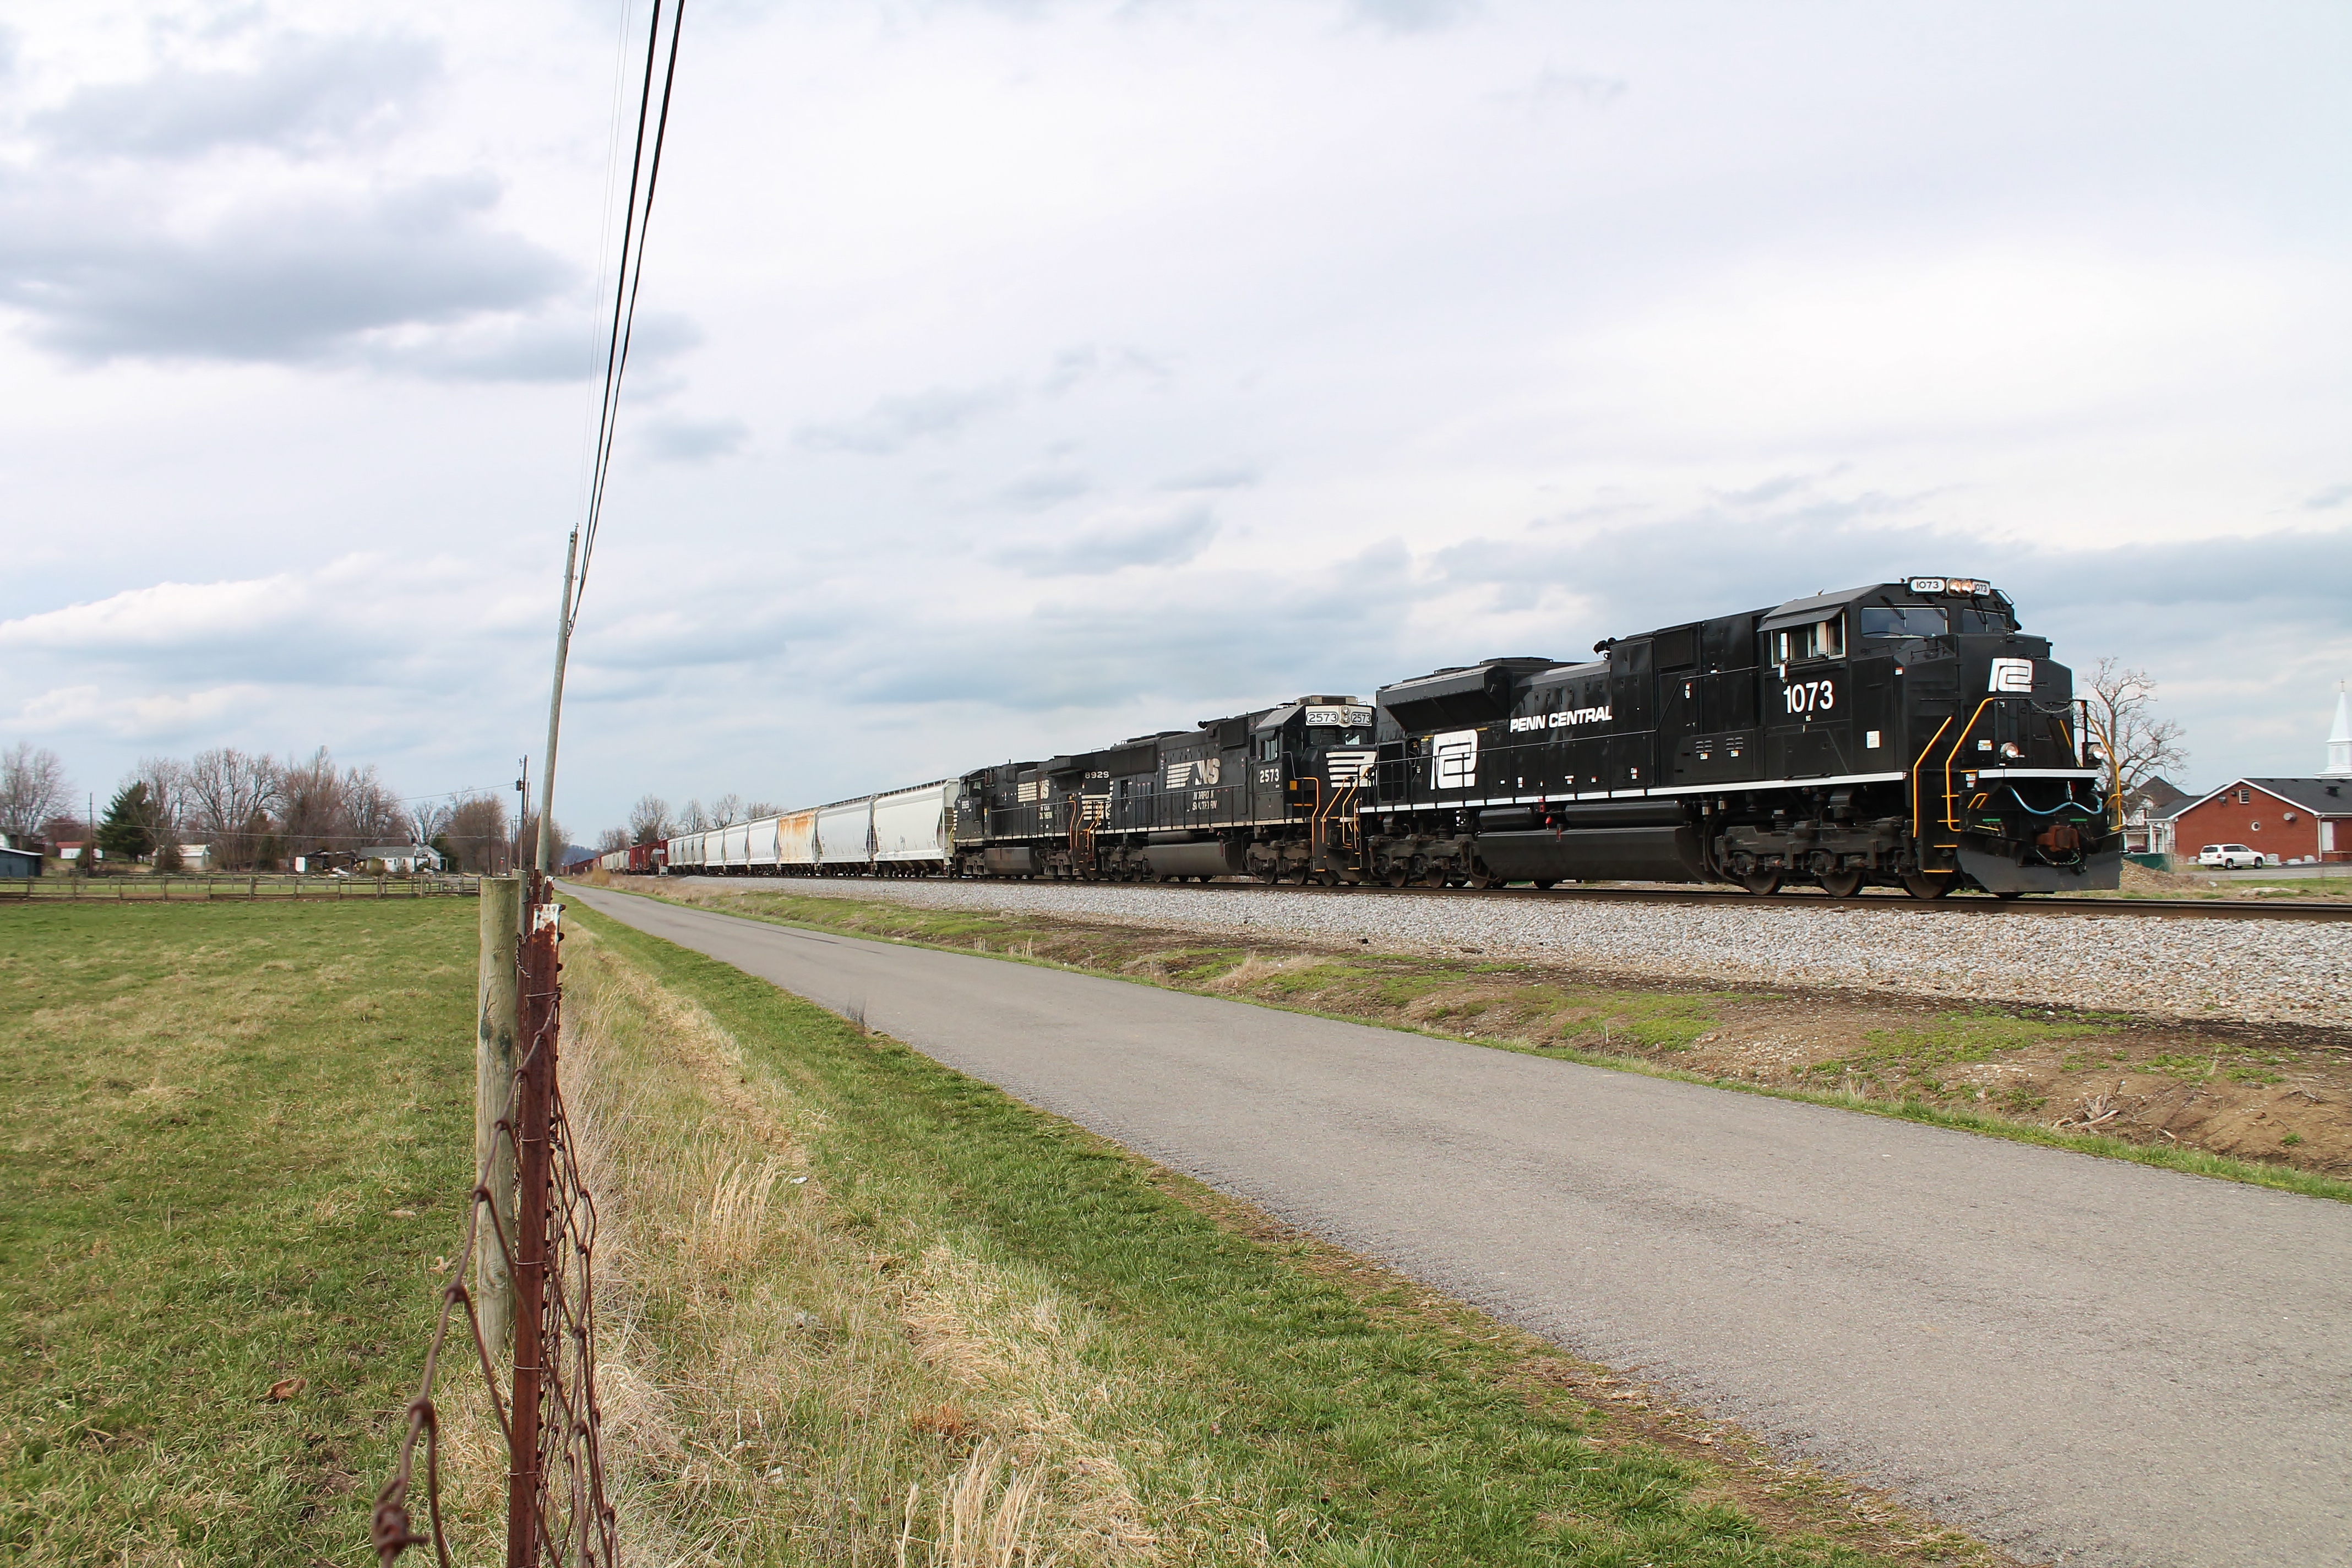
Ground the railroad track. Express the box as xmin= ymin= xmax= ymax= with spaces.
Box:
xmin=656 ymin=874 xmax=2351 ymax=923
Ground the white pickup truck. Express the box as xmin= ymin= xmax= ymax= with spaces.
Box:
xmin=2197 ymin=844 xmax=2266 ymax=869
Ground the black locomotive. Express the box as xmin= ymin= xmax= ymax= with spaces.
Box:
xmin=946 ymin=578 xmax=2120 ymax=898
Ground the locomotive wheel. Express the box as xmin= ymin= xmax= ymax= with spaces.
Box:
xmin=1317 ymin=868 xmax=1342 ymax=887
xmin=1819 ymin=868 xmax=1865 ymax=899
xmin=1385 ymin=867 xmax=1410 ymax=888
xmin=1901 ymin=873 xmax=1953 ymax=900
xmin=1420 ymin=868 xmax=1448 ymax=889
xmin=1993 ymin=889 xmax=2025 ymax=901
xmin=1532 ymin=879 xmax=1558 ymax=890
xmin=1741 ymin=869 xmax=1782 ymax=896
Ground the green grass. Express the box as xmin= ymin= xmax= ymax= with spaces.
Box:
xmin=571 ymin=904 xmax=1961 ymax=1566
xmin=0 ymin=899 xmax=478 ymax=1565
xmin=1805 ymin=1012 xmax=2110 ymax=1090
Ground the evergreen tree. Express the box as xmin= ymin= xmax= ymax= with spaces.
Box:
xmin=94 ymin=781 xmax=160 ymax=863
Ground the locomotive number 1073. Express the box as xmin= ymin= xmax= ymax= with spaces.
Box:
xmin=1783 ymin=677 xmax=1837 ymax=716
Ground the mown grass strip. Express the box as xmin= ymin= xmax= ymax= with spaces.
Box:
xmin=603 ymin=883 xmax=2352 ymax=1206
xmin=570 ymin=901 xmax=1978 ymax=1566
xmin=0 ymin=899 xmax=481 ymax=1564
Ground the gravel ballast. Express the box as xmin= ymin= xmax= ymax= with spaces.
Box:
xmin=687 ymin=879 xmax=2352 ymax=1027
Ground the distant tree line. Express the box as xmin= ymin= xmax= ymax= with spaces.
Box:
xmin=0 ymin=742 xmax=563 ymax=874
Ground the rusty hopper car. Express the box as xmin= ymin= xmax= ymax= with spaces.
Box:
xmin=1362 ymin=578 xmax=2119 ymax=897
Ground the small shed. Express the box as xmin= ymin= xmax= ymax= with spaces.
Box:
xmin=0 ymin=844 xmax=42 ymax=877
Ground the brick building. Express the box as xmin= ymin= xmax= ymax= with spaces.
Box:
xmin=2171 ymin=778 xmax=2351 ymax=864
xmin=2166 ymin=684 xmax=2352 ymax=865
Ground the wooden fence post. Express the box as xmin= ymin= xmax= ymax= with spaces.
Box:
xmin=475 ymin=876 xmax=522 ymax=1358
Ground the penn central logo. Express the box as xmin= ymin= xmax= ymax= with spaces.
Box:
xmin=1509 ymin=706 xmax=1611 ymax=733
xmin=1989 ymin=657 xmax=2034 ymax=694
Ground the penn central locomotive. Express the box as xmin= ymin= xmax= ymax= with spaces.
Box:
xmin=625 ymin=579 xmax=2123 ymax=899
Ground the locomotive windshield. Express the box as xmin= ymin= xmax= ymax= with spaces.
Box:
xmin=1306 ymin=725 xmax=1371 ymax=747
xmin=1858 ymin=605 xmax=2014 ymax=640
xmin=1858 ymin=605 xmax=1948 ymax=640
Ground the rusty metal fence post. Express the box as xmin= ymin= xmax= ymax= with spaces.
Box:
xmin=508 ymin=873 xmax=559 ymax=1566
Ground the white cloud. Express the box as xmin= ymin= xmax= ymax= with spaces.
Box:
xmin=2 ymin=0 xmax=2349 ymax=830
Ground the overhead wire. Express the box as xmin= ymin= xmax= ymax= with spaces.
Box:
xmin=571 ymin=0 xmax=687 ymax=631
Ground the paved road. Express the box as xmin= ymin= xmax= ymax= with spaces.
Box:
xmin=568 ymin=884 xmax=2350 ymax=1568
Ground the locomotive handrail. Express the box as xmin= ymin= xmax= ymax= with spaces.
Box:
xmin=1910 ymin=717 xmax=1952 ymax=848
xmin=1942 ymin=698 xmax=1998 ymax=832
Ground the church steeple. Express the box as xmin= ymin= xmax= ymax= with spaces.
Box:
xmin=2327 ymin=682 xmax=2352 ymax=778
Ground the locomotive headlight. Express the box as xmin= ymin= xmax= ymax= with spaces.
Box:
xmin=2000 ymin=742 xmax=2022 ymax=760
xmin=1945 ymin=578 xmax=1984 ymax=595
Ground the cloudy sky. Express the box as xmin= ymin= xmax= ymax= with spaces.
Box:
xmin=3 ymin=0 xmax=2347 ymax=833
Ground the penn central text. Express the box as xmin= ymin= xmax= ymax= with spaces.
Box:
xmin=1509 ymin=706 xmax=1611 ymax=733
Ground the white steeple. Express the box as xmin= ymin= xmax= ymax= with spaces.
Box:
xmin=2327 ymin=682 xmax=2352 ymax=777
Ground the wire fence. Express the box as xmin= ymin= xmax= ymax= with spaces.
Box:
xmin=374 ymin=872 xmax=614 ymax=1566
xmin=0 ymin=874 xmax=483 ymax=902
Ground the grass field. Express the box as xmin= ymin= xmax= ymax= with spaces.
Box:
xmin=1 ymin=896 xmax=1988 ymax=1565
xmin=0 ymin=899 xmax=477 ymax=1564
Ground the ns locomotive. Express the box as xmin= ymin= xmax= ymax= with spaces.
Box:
xmin=638 ymin=578 xmax=2122 ymax=899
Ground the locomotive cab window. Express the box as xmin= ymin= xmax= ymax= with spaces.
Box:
xmin=1857 ymin=605 xmax=1948 ymax=641
xmin=1772 ymin=617 xmax=1845 ymax=664
xmin=1305 ymin=726 xmax=1370 ymax=748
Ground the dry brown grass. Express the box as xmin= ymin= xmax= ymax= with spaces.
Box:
xmin=551 ymin=924 xmax=1207 ymax=1564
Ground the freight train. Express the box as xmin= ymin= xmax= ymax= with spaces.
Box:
xmin=593 ymin=578 xmax=2122 ymax=899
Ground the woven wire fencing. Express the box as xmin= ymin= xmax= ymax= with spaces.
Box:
xmin=374 ymin=873 xmax=615 ymax=1566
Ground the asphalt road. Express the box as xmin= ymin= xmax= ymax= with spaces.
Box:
xmin=567 ymin=883 xmax=2351 ymax=1568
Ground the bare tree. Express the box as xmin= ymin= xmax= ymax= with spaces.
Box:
xmin=444 ymin=793 xmax=510 ymax=873
xmin=136 ymin=758 xmax=187 ymax=870
xmin=2082 ymin=657 xmax=2189 ymax=807
xmin=678 ymin=798 xmax=709 ymax=833
xmin=0 ymin=743 xmax=70 ymax=849
xmin=596 ymin=825 xmax=631 ymax=854
xmin=710 ymin=792 xmax=744 ymax=826
xmin=410 ymin=799 xmax=455 ymax=846
xmin=517 ymin=812 xmax=570 ymax=865
xmin=182 ymin=748 xmax=283 ymax=870
xmin=279 ymin=747 xmax=349 ymax=862
xmin=345 ymin=765 xmax=409 ymax=848
xmin=745 ymin=800 xmax=782 ymax=820
xmin=626 ymin=793 xmax=674 ymax=845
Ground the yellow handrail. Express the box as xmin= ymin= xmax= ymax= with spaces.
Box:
xmin=1911 ymin=717 xmax=1951 ymax=845
xmin=1942 ymin=698 xmax=1997 ymax=831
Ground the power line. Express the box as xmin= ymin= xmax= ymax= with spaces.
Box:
xmin=535 ymin=0 xmax=687 ymax=874
xmin=575 ymin=0 xmax=687 ymax=629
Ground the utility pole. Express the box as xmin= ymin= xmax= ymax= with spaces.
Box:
xmin=513 ymin=756 xmax=531 ymax=879
xmin=532 ymin=530 xmax=580 ymax=874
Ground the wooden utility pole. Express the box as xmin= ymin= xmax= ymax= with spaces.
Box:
xmin=473 ymin=875 xmax=522 ymax=1357
xmin=532 ymin=531 xmax=580 ymax=874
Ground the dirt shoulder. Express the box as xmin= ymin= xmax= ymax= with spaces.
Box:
xmin=607 ymin=876 xmax=2352 ymax=1201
